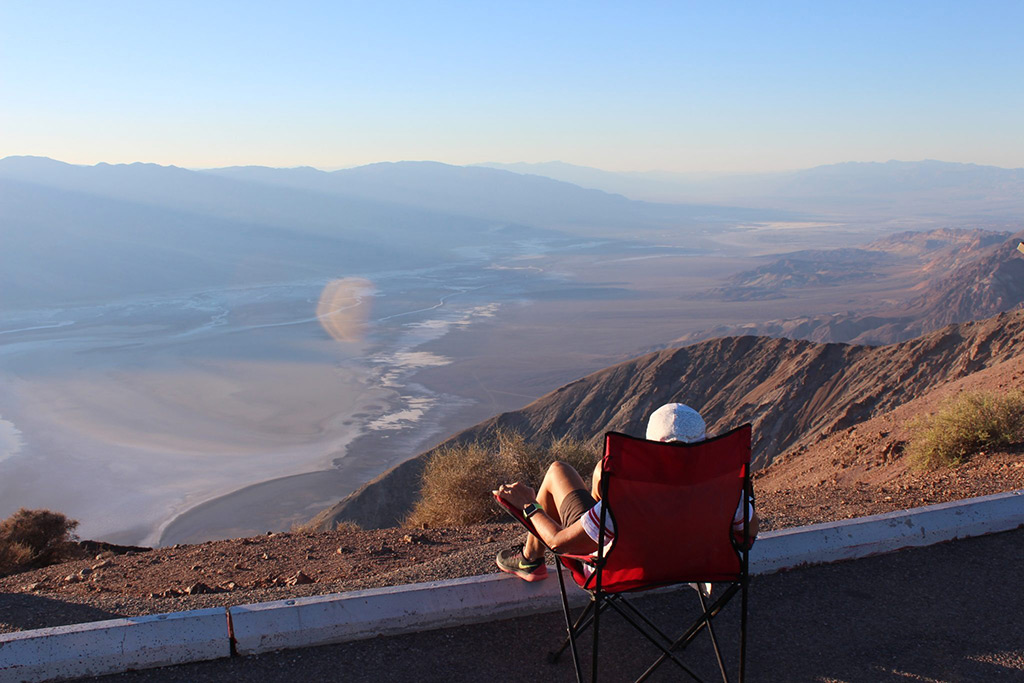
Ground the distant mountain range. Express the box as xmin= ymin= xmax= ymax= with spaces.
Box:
xmin=203 ymin=160 xmax=793 ymax=233
xmin=317 ymin=307 xmax=1024 ymax=529
xmin=0 ymin=155 xmax=795 ymax=309
xmin=479 ymin=159 xmax=1024 ymax=217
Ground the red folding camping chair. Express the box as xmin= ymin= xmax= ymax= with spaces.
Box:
xmin=496 ymin=424 xmax=753 ymax=683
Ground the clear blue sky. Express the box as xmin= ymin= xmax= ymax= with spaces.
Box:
xmin=2 ymin=1 xmax=1022 ymax=172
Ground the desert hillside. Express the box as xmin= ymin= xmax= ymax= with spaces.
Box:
xmin=315 ymin=308 xmax=1024 ymax=529
xmin=690 ymin=229 xmax=1024 ymax=345
xmin=756 ymin=353 xmax=1024 ymax=528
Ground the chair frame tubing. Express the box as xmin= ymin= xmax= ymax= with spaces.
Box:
xmin=548 ymin=438 xmax=751 ymax=683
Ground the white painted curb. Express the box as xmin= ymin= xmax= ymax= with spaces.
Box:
xmin=0 ymin=608 xmax=228 ymax=683
xmin=1 ymin=490 xmax=1021 ymax=680
xmin=228 ymin=571 xmax=589 ymax=655
xmin=749 ymin=489 xmax=1024 ymax=574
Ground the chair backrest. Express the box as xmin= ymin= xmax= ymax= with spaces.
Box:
xmin=587 ymin=424 xmax=751 ymax=593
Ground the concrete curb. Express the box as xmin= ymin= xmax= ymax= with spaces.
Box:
xmin=749 ymin=489 xmax=1024 ymax=574
xmin=0 ymin=608 xmax=228 ymax=683
xmin=229 ymin=572 xmax=589 ymax=655
xmin=2 ymin=491 xmax=1021 ymax=681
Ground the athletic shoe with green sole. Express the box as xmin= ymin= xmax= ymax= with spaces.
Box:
xmin=496 ymin=546 xmax=548 ymax=582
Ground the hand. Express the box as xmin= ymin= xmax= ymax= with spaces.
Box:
xmin=493 ymin=482 xmax=537 ymax=510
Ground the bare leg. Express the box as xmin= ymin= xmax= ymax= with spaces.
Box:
xmin=523 ymin=461 xmax=588 ymax=561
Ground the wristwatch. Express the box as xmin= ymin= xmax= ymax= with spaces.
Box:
xmin=523 ymin=502 xmax=543 ymax=518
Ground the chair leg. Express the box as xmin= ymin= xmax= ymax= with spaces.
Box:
xmin=605 ymin=599 xmax=704 ymax=683
xmin=636 ymin=582 xmax=742 ymax=682
xmin=696 ymin=589 xmax=730 ymax=683
xmin=550 ymin=600 xmax=594 ymax=663
xmin=591 ymin=591 xmax=601 ymax=683
xmin=739 ymin=576 xmax=748 ymax=683
xmin=555 ymin=561 xmax=584 ymax=683
xmin=616 ymin=596 xmax=675 ymax=645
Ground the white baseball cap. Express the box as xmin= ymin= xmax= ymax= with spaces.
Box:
xmin=645 ymin=403 xmax=706 ymax=443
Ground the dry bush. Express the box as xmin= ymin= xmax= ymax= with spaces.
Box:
xmin=909 ymin=390 xmax=1024 ymax=468
xmin=406 ymin=430 xmax=602 ymax=528
xmin=545 ymin=435 xmax=603 ymax=478
xmin=406 ymin=440 xmax=505 ymax=528
xmin=0 ymin=508 xmax=79 ymax=576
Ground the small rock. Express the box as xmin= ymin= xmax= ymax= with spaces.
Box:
xmin=305 ymin=554 xmax=314 ymax=560
xmin=25 ymin=582 xmax=42 ymax=591
xmin=64 ymin=574 xmax=82 ymax=583
xmin=261 ymin=553 xmax=270 ymax=560
xmin=185 ymin=582 xmax=212 ymax=595
xmin=92 ymin=560 xmax=112 ymax=570
xmin=336 ymin=546 xmax=351 ymax=555
xmin=190 ymin=564 xmax=202 ymax=571
xmin=233 ymin=562 xmax=247 ymax=570
xmin=485 ymin=536 xmax=495 ymax=544
xmin=78 ymin=567 xmax=93 ymax=577
xmin=285 ymin=571 xmax=315 ymax=586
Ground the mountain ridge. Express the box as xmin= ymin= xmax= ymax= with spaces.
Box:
xmin=691 ymin=230 xmax=1024 ymax=345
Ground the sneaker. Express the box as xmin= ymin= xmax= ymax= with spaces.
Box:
xmin=496 ymin=546 xmax=548 ymax=582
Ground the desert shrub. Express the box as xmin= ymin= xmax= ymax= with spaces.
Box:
xmin=406 ymin=430 xmax=602 ymax=528
xmin=406 ymin=440 xmax=506 ymax=527
xmin=545 ymin=435 xmax=603 ymax=478
xmin=332 ymin=520 xmax=363 ymax=533
xmin=908 ymin=390 xmax=1024 ymax=468
xmin=0 ymin=508 xmax=79 ymax=576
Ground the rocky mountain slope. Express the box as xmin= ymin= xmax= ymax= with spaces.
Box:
xmin=314 ymin=308 xmax=1024 ymax=529
xmin=693 ymin=230 xmax=1024 ymax=345
xmin=756 ymin=353 xmax=1024 ymax=528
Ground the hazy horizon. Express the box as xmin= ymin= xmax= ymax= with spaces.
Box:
xmin=3 ymin=3 xmax=1022 ymax=172
xmin=6 ymin=153 xmax=1024 ymax=176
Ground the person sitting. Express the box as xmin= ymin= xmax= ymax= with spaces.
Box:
xmin=494 ymin=403 xmax=759 ymax=582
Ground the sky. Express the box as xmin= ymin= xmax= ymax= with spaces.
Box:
xmin=2 ymin=1 xmax=1022 ymax=173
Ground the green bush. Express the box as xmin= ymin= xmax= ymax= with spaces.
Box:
xmin=0 ymin=508 xmax=79 ymax=576
xmin=908 ymin=390 xmax=1024 ymax=468
xmin=406 ymin=430 xmax=601 ymax=528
